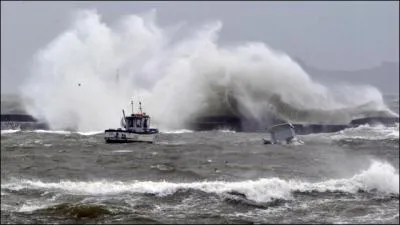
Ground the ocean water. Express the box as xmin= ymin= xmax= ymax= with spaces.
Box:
xmin=1 ymin=96 xmax=398 ymax=224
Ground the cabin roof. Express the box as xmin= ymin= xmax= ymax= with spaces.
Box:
xmin=269 ymin=122 xmax=294 ymax=129
xmin=126 ymin=113 xmax=150 ymax=119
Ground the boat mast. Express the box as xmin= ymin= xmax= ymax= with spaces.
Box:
xmin=131 ymin=99 xmax=134 ymax=115
xmin=139 ymin=102 xmax=143 ymax=114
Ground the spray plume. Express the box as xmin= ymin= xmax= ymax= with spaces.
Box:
xmin=20 ymin=9 xmax=397 ymax=131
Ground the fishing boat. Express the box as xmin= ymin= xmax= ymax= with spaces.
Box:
xmin=104 ymin=100 xmax=159 ymax=143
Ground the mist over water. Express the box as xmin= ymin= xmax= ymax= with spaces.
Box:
xmin=20 ymin=9 xmax=397 ymax=132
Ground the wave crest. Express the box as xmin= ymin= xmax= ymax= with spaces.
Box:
xmin=3 ymin=161 xmax=397 ymax=204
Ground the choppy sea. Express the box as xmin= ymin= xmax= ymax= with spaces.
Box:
xmin=1 ymin=95 xmax=399 ymax=224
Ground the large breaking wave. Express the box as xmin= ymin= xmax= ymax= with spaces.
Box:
xmin=20 ymin=9 xmax=397 ymax=131
xmin=2 ymin=160 xmax=398 ymax=206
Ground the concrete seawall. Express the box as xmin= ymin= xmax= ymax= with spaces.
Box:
xmin=1 ymin=114 xmax=49 ymax=130
xmin=1 ymin=113 xmax=398 ymax=134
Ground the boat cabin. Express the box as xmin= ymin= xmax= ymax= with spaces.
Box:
xmin=123 ymin=113 xmax=151 ymax=133
xmin=268 ymin=122 xmax=296 ymax=144
xmin=119 ymin=100 xmax=157 ymax=134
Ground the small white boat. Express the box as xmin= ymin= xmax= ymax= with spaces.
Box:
xmin=104 ymin=100 xmax=159 ymax=144
xmin=263 ymin=122 xmax=303 ymax=145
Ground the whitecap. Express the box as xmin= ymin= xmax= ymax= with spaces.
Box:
xmin=161 ymin=129 xmax=194 ymax=134
xmin=76 ymin=130 xmax=104 ymax=136
xmin=112 ymin=150 xmax=133 ymax=153
xmin=3 ymin=160 xmax=397 ymax=204
xmin=1 ymin=129 xmax=20 ymax=134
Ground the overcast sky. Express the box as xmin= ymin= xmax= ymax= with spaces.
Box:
xmin=1 ymin=1 xmax=399 ymax=93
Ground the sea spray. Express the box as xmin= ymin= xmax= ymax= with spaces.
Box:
xmin=20 ymin=9 xmax=395 ymax=131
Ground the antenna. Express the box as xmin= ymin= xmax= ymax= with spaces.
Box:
xmin=139 ymin=101 xmax=143 ymax=114
xmin=131 ymin=98 xmax=134 ymax=115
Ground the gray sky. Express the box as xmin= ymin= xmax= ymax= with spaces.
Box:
xmin=1 ymin=1 xmax=399 ymax=94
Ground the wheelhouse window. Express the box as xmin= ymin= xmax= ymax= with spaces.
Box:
xmin=135 ymin=118 xmax=142 ymax=127
xmin=128 ymin=118 xmax=134 ymax=128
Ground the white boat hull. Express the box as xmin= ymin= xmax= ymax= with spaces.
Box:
xmin=104 ymin=130 xmax=157 ymax=143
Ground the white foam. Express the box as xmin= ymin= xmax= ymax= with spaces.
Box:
xmin=76 ymin=130 xmax=103 ymax=135
xmin=298 ymin=161 xmax=399 ymax=194
xmin=218 ymin=129 xmax=236 ymax=133
xmin=1 ymin=129 xmax=20 ymax=134
xmin=3 ymin=161 xmax=397 ymax=203
xmin=33 ymin=130 xmax=72 ymax=135
xmin=112 ymin=150 xmax=133 ymax=153
xmin=162 ymin=129 xmax=194 ymax=134
xmin=351 ymin=161 xmax=399 ymax=194
xmin=3 ymin=178 xmax=293 ymax=203
xmin=18 ymin=201 xmax=52 ymax=212
xmin=330 ymin=123 xmax=399 ymax=140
